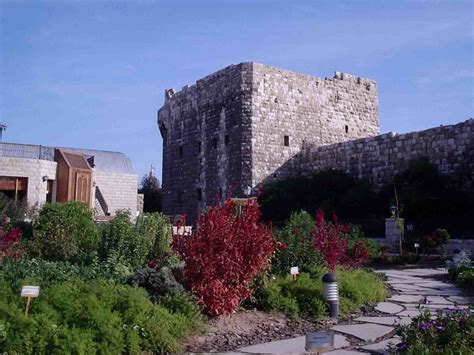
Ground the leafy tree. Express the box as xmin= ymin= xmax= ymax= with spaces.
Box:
xmin=138 ymin=166 xmax=162 ymax=212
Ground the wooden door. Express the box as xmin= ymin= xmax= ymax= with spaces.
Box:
xmin=75 ymin=172 xmax=91 ymax=204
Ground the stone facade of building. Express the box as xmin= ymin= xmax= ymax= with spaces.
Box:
xmin=158 ymin=62 xmax=380 ymax=222
xmin=0 ymin=156 xmax=57 ymax=208
xmin=158 ymin=62 xmax=473 ymax=223
xmin=0 ymin=143 xmax=139 ymax=218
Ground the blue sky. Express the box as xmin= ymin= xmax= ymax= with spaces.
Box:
xmin=1 ymin=0 xmax=473 ymax=181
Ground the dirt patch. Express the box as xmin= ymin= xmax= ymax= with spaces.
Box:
xmin=184 ymin=309 xmax=333 ymax=352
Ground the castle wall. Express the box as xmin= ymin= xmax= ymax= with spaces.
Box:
xmin=158 ymin=63 xmax=253 ymax=223
xmin=299 ymin=119 xmax=474 ymax=186
xmin=251 ymin=63 xmax=379 ymax=186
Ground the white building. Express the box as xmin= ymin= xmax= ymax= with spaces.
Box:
xmin=0 ymin=142 xmax=139 ymax=218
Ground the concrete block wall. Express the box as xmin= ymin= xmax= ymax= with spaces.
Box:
xmin=0 ymin=157 xmax=57 ymax=208
xmin=93 ymin=171 xmax=138 ymax=217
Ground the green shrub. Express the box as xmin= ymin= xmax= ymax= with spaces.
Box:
xmin=131 ymin=266 xmax=184 ymax=300
xmin=158 ymin=292 xmax=203 ymax=331
xmin=395 ymin=307 xmax=473 ymax=354
xmin=98 ymin=210 xmax=151 ymax=271
xmin=0 ymin=258 xmax=128 ymax=292
xmin=272 ymin=211 xmax=323 ymax=274
xmin=31 ymin=202 xmax=98 ymax=264
xmin=135 ymin=212 xmax=175 ymax=267
xmin=0 ymin=278 xmax=199 ymax=353
xmin=347 ymin=225 xmax=382 ymax=259
xmin=251 ymin=267 xmax=387 ymax=319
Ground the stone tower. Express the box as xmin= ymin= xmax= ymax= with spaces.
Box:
xmin=158 ymin=62 xmax=379 ymax=223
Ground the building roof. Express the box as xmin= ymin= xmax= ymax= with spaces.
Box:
xmin=0 ymin=142 xmax=134 ymax=174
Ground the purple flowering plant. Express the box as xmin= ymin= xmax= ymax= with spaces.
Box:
xmin=394 ymin=305 xmax=473 ymax=354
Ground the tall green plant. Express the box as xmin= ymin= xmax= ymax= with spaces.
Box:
xmin=98 ymin=210 xmax=151 ymax=271
xmin=135 ymin=213 xmax=173 ymax=266
xmin=31 ymin=202 xmax=98 ymax=263
xmin=272 ymin=210 xmax=323 ymax=274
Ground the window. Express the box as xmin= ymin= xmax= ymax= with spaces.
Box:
xmin=177 ymin=190 xmax=183 ymax=203
xmin=345 ymin=125 xmax=349 ymax=134
xmin=284 ymin=135 xmax=290 ymax=146
xmin=197 ymin=188 xmax=202 ymax=201
xmin=213 ymin=137 xmax=218 ymax=149
xmin=224 ymin=135 xmax=229 ymax=146
xmin=219 ymin=187 xmax=223 ymax=199
xmin=178 ymin=145 xmax=183 ymax=158
xmin=197 ymin=141 xmax=201 ymax=153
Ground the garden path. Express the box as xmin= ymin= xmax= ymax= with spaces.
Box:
xmin=236 ymin=268 xmax=472 ymax=354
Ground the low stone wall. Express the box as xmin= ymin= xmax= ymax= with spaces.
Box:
xmin=445 ymin=239 xmax=474 ymax=255
xmin=301 ymin=119 xmax=474 ymax=186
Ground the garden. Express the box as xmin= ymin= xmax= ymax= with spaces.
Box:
xmin=1 ymin=161 xmax=473 ymax=354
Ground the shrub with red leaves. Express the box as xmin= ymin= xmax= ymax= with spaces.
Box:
xmin=0 ymin=220 xmax=24 ymax=261
xmin=172 ymin=198 xmax=275 ymax=316
xmin=313 ymin=210 xmax=349 ymax=270
xmin=346 ymin=239 xmax=370 ymax=267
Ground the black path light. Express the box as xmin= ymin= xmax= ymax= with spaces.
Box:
xmin=322 ymin=272 xmax=339 ymax=318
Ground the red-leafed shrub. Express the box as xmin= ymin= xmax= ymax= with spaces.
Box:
xmin=172 ymin=198 xmax=275 ymax=316
xmin=313 ymin=210 xmax=349 ymax=270
xmin=346 ymin=239 xmax=370 ymax=267
xmin=0 ymin=220 xmax=24 ymax=261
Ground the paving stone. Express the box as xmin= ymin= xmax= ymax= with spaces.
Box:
xmin=324 ymin=350 xmax=369 ymax=355
xmin=426 ymin=296 xmax=453 ymax=304
xmin=375 ymin=302 xmax=404 ymax=314
xmin=238 ymin=334 xmax=349 ymax=353
xmin=447 ymin=296 xmax=474 ymax=305
xmin=397 ymin=309 xmax=421 ymax=317
xmin=388 ymin=295 xmax=424 ymax=304
xmin=354 ymin=316 xmax=411 ymax=326
xmin=360 ymin=336 xmax=401 ymax=352
xmin=331 ymin=323 xmax=394 ymax=342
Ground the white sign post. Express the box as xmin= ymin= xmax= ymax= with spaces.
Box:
xmin=21 ymin=286 xmax=40 ymax=316
xmin=290 ymin=266 xmax=299 ymax=281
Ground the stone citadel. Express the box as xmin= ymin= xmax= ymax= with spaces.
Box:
xmin=157 ymin=62 xmax=473 ymax=223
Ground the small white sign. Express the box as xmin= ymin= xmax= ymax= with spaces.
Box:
xmin=414 ymin=243 xmax=420 ymax=248
xmin=290 ymin=267 xmax=299 ymax=275
xmin=21 ymin=286 xmax=40 ymax=298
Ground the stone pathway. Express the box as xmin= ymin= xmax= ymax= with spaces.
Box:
xmin=236 ymin=268 xmax=472 ymax=354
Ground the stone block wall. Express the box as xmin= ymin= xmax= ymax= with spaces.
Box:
xmin=0 ymin=157 xmax=57 ymax=207
xmin=251 ymin=63 xmax=379 ymax=186
xmin=300 ymin=119 xmax=474 ymax=186
xmin=158 ymin=62 xmax=379 ymax=222
xmin=93 ymin=171 xmax=138 ymax=217
xmin=158 ymin=63 xmax=253 ymax=223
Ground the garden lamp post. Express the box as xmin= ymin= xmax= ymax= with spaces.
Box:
xmin=322 ymin=272 xmax=339 ymax=318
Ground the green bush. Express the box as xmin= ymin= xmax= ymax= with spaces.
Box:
xmin=347 ymin=225 xmax=382 ymax=259
xmin=251 ymin=267 xmax=387 ymax=319
xmin=395 ymin=307 xmax=474 ymax=354
xmin=0 ymin=258 xmax=129 ymax=292
xmin=135 ymin=213 xmax=175 ymax=267
xmin=272 ymin=211 xmax=323 ymax=274
xmin=0 ymin=278 xmax=199 ymax=353
xmin=131 ymin=266 xmax=184 ymax=300
xmin=30 ymin=202 xmax=98 ymax=264
xmin=98 ymin=210 xmax=151 ymax=271
xmin=158 ymin=292 xmax=203 ymax=331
